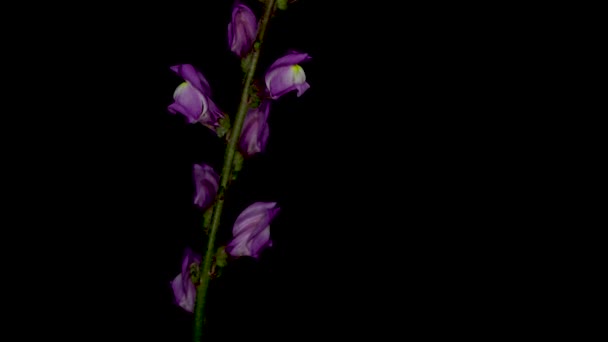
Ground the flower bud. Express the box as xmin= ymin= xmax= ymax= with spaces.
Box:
xmin=238 ymin=100 xmax=271 ymax=157
xmin=170 ymin=247 xmax=201 ymax=313
xmin=193 ymin=163 xmax=219 ymax=210
xmin=228 ymin=2 xmax=258 ymax=58
xmin=226 ymin=202 xmax=280 ymax=259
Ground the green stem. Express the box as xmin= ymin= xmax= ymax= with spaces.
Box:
xmin=192 ymin=1 xmax=277 ymax=341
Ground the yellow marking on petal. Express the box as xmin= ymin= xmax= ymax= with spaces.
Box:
xmin=173 ymin=82 xmax=190 ymax=96
xmin=291 ymin=65 xmax=306 ymax=83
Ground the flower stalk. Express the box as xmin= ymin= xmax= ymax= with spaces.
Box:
xmin=192 ymin=1 xmax=277 ymax=341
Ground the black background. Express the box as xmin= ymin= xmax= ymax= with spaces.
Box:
xmin=8 ymin=1 xmax=523 ymax=340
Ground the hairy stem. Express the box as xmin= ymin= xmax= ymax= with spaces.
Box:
xmin=192 ymin=1 xmax=277 ymax=341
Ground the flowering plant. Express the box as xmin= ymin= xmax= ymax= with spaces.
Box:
xmin=166 ymin=1 xmax=309 ymax=340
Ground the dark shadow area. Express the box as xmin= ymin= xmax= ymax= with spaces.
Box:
xmin=14 ymin=1 xmax=518 ymax=340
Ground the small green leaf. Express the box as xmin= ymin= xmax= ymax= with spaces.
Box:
xmin=189 ymin=262 xmax=201 ymax=283
xmin=277 ymin=0 xmax=288 ymax=10
xmin=216 ymin=115 xmax=231 ymax=138
xmin=202 ymin=206 xmax=214 ymax=234
xmin=240 ymin=53 xmax=253 ymax=73
xmin=231 ymin=151 xmax=245 ymax=181
xmin=215 ymin=246 xmax=228 ymax=268
xmin=249 ymin=86 xmax=261 ymax=108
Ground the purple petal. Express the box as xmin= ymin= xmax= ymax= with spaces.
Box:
xmin=181 ymin=247 xmax=202 ymax=275
xmin=265 ymin=53 xmax=311 ymax=99
xmin=168 ymin=82 xmax=207 ymax=123
xmin=168 ymin=64 xmax=225 ymax=130
xmin=199 ymin=98 xmax=224 ymax=128
xmin=193 ymin=164 xmax=219 ymax=209
xmin=266 ymin=51 xmax=311 ymax=71
xmin=239 ymin=101 xmax=271 ymax=157
xmin=249 ymin=225 xmax=272 ymax=258
xmin=170 ymin=273 xmax=188 ymax=311
xmin=232 ymin=202 xmax=278 ymax=236
xmin=225 ymin=232 xmax=254 ymax=257
xmin=226 ymin=202 xmax=280 ymax=258
xmin=170 ymin=64 xmax=212 ymax=95
xmin=170 ymin=272 xmax=197 ymax=312
xmin=228 ymin=3 xmax=258 ymax=57
xmin=171 ymin=248 xmax=201 ymax=313
xmin=265 ymin=65 xmax=310 ymax=99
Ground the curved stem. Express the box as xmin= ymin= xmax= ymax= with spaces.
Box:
xmin=193 ymin=1 xmax=277 ymax=341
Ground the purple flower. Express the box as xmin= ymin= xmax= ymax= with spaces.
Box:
xmin=239 ymin=100 xmax=271 ymax=157
xmin=170 ymin=247 xmax=201 ymax=313
xmin=228 ymin=2 xmax=258 ymax=58
xmin=193 ymin=163 xmax=219 ymax=210
xmin=167 ymin=64 xmax=224 ymax=130
xmin=226 ymin=202 xmax=280 ymax=259
xmin=265 ymin=51 xmax=311 ymax=99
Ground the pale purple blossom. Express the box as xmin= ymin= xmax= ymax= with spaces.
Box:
xmin=265 ymin=51 xmax=311 ymax=99
xmin=238 ymin=100 xmax=271 ymax=157
xmin=228 ymin=2 xmax=258 ymax=57
xmin=170 ymin=247 xmax=201 ymax=313
xmin=193 ymin=163 xmax=219 ymax=210
xmin=167 ymin=64 xmax=224 ymax=130
xmin=226 ymin=202 xmax=280 ymax=259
